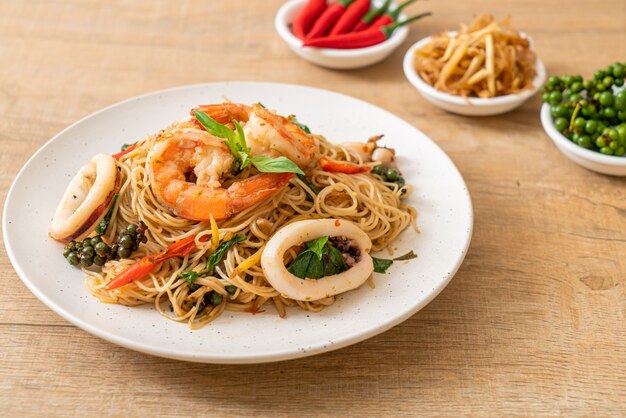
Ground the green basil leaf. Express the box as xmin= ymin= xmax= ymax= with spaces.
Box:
xmin=95 ymin=193 xmax=119 ymax=235
xmin=305 ymin=236 xmax=329 ymax=259
xmin=290 ymin=117 xmax=311 ymax=134
xmin=233 ymin=120 xmax=250 ymax=154
xmin=323 ymin=244 xmax=348 ymax=276
xmin=194 ymin=110 xmax=245 ymax=171
xmin=394 ymin=250 xmax=417 ymax=261
xmin=193 ymin=110 xmax=304 ymax=177
xmin=178 ymin=271 xmax=199 ymax=285
xmin=288 ymin=237 xmax=352 ymax=279
xmin=297 ymin=174 xmax=320 ymax=201
xmin=239 ymin=151 xmax=252 ymax=170
xmin=250 ymin=155 xmax=305 ymax=175
xmin=193 ymin=110 xmax=236 ymax=143
xmin=372 ymin=257 xmax=393 ymax=274
xmin=205 ymin=234 xmax=247 ymax=275
xmin=288 ymin=250 xmax=324 ymax=279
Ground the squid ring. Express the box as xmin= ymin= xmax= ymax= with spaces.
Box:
xmin=49 ymin=153 xmax=119 ymax=242
xmin=261 ymin=219 xmax=373 ymax=301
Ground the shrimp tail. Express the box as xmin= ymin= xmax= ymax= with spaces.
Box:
xmin=191 ymin=103 xmax=251 ymax=126
xmin=225 ymin=172 xmax=294 ymax=216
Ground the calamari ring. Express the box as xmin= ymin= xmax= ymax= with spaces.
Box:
xmin=49 ymin=153 xmax=119 ymax=242
xmin=261 ymin=219 xmax=373 ymax=301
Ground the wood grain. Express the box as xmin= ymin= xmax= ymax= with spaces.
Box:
xmin=1 ymin=0 xmax=625 ymax=416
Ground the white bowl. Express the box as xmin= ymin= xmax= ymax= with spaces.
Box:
xmin=275 ymin=0 xmax=409 ymax=70
xmin=540 ymin=103 xmax=626 ymax=176
xmin=403 ymin=33 xmax=546 ymax=116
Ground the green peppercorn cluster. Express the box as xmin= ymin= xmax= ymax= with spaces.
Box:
xmin=371 ymin=165 xmax=406 ymax=189
xmin=541 ymin=62 xmax=626 ymax=156
xmin=63 ymin=222 xmax=148 ymax=268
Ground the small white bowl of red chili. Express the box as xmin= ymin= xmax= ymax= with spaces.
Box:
xmin=275 ymin=0 xmax=430 ymax=70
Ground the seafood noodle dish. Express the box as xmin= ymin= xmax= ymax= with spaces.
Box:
xmin=49 ymin=102 xmax=417 ymax=328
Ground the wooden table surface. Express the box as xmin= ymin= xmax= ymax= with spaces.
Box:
xmin=1 ymin=0 xmax=625 ymax=416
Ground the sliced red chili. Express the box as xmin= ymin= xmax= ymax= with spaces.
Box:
xmin=112 ymin=142 xmax=139 ymax=160
xmin=319 ymin=157 xmax=371 ymax=174
xmin=105 ymin=234 xmax=209 ymax=290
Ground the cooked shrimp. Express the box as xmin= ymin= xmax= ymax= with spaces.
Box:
xmin=244 ymin=104 xmax=317 ymax=169
xmin=169 ymin=104 xmax=251 ymax=131
xmin=342 ymin=135 xmax=397 ymax=168
xmin=191 ymin=103 xmax=250 ymax=127
xmin=147 ymin=128 xmax=293 ymax=221
xmin=190 ymin=102 xmax=318 ymax=169
xmin=50 ymin=153 xmax=120 ymax=242
xmin=261 ymin=219 xmax=374 ymax=301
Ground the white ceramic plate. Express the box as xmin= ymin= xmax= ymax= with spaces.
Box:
xmin=3 ymin=82 xmax=473 ymax=364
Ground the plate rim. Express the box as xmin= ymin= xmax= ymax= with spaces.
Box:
xmin=3 ymin=81 xmax=473 ymax=363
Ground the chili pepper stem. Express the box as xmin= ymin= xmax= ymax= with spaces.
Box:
xmin=366 ymin=0 xmax=392 ymax=22
xmin=381 ymin=12 xmax=432 ymax=38
xmin=390 ymin=0 xmax=419 ymax=20
xmin=352 ymin=0 xmax=392 ymax=32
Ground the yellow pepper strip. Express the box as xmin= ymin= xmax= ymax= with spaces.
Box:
xmin=230 ymin=244 xmax=265 ymax=278
xmin=210 ymin=213 xmax=219 ymax=250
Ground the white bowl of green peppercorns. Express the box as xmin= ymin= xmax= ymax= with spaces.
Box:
xmin=540 ymin=62 xmax=626 ymax=176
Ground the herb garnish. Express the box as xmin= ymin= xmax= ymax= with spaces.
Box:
xmin=290 ymin=117 xmax=311 ymax=134
xmin=394 ymin=250 xmax=417 ymax=261
xmin=179 ymin=271 xmax=199 ymax=286
xmin=205 ymin=234 xmax=247 ymax=275
xmin=297 ymin=173 xmax=320 ymax=202
xmin=372 ymin=257 xmax=393 ymax=274
xmin=372 ymin=251 xmax=417 ymax=274
xmin=178 ymin=234 xmax=247 ymax=287
xmin=288 ymin=236 xmax=349 ymax=280
xmin=193 ymin=110 xmax=304 ymax=175
xmin=94 ymin=193 xmax=119 ymax=235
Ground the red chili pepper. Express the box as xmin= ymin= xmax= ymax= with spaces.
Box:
xmin=329 ymin=0 xmax=370 ymax=35
xmin=105 ymin=234 xmax=209 ymax=290
xmin=351 ymin=0 xmax=391 ymax=32
xmin=305 ymin=0 xmax=354 ymax=40
xmin=112 ymin=142 xmax=139 ymax=160
xmin=303 ymin=12 xmax=431 ymax=49
xmin=319 ymin=157 xmax=371 ymax=174
xmin=368 ymin=0 xmax=416 ymax=30
xmin=369 ymin=14 xmax=392 ymax=29
xmin=292 ymin=0 xmax=327 ymax=40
